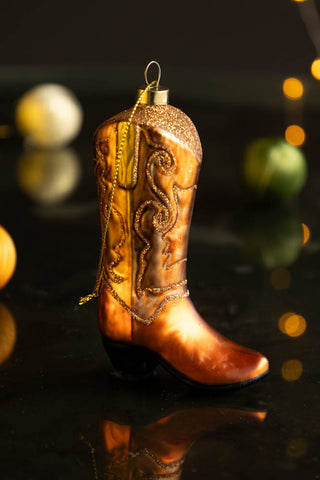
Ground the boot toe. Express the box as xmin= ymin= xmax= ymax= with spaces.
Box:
xmin=240 ymin=350 xmax=269 ymax=384
xmin=229 ymin=342 xmax=269 ymax=383
xmin=253 ymin=353 xmax=269 ymax=379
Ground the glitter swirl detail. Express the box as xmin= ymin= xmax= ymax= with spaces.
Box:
xmin=134 ymin=130 xmax=195 ymax=299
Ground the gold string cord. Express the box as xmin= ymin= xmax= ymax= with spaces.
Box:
xmin=79 ymin=81 xmax=157 ymax=306
xmin=80 ymin=435 xmax=99 ymax=480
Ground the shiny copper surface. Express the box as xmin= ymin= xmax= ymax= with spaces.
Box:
xmin=95 ymin=103 xmax=269 ymax=387
xmin=102 ymin=407 xmax=266 ymax=479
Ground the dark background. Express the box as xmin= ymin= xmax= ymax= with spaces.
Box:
xmin=2 ymin=0 xmax=320 ymax=114
xmin=1 ymin=2 xmax=320 ymax=479
xmin=0 ymin=0 xmax=316 ymax=73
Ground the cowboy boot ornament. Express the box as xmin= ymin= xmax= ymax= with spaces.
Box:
xmin=80 ymin=61 xmax=269 ymax=389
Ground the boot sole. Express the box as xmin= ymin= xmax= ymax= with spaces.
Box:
xmin=102 ymin=336 xmax=269 ymax=391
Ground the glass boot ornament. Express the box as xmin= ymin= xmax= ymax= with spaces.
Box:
xmin=80 ymin=61 xmax=269 ymax=389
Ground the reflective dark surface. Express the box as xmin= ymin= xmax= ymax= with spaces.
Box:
xmin=0 ymin=91 xmax=320 ymax=479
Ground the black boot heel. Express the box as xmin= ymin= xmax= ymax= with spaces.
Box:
xmin=102 ymin=337 xmax=158 ymax=380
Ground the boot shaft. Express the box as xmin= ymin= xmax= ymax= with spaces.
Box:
xmin=94 ymin=104 xmax=202 ymax=325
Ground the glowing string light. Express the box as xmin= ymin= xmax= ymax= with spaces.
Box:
xmin=285 ymin=125 xmax=306 ymax=146
xmin=279 ymin=312 xmax=307 ymax=337
xmin=283 ymin=78 xmax=304 ymax=99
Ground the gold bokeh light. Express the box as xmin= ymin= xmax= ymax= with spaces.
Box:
xmin=311 ymin=58 xmax=320 ymax=79
xmin=283 ymin=78 xmax=304 ymax=100
xmin=281 ymin=359 xmax=303 ymax=381
xmin=301 ymin=223 xmax=310 ymax=244
xmin=279 ymin=312 xmax=306 ymax=337
xmin=270 ymin=268 xmax=291 ymax=290
xmin=285 ymin=125 xmax=306 ymax=146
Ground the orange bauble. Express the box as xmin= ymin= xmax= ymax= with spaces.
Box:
xmin=0 ymin=225 xmax=17 ymax=289
xmin=0 ymin=303 xmax=17 ymax=365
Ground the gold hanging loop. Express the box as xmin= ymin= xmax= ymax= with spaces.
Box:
xmin=79 ymin=79 xmax=157 ymax=306
xmin=144 ymin=60 xmax=161 ymax=87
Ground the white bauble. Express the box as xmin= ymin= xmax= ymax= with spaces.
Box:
xmin=17 ymin=148 xmax=81 ymax=205
xmin=15 ymin=84 xmax=83 ymax=148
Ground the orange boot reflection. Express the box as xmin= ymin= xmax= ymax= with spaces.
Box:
xmin=101 ymin=407 xmax=266 ymax=480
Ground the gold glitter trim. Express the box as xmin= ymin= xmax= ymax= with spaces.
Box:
xmin=106 ymin=207 xmax=126 ymax=284
xmin=105 ymin=447 xmax=184 ymax=474
xmin=162 ymin=182 xmax=196 ymax=271
xmin=102 ymin=272 xmax=189 ymax=326
xmin=130 ymin=448 xmax=184 ymax=470
xmin=93 ymin=148 xmax=126 ymax=285
xmin=145 ymin=279 xmax=187 ymax=294
xmin=116 ymin=123 xmax=141 ymax=189
xmin=141 ymin=472 xmax=182 ymax=480
xmin=99 ymin=104 xmax=202 ymax=163
xmin=140 ymin=474 xmax=181 ymax=480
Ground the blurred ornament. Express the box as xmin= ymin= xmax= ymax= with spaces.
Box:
xmin=0 ymin=225 xmax=17 ymax=289
xmin=17 ymin=148 xmax=81 ymax=205
xmin=0 ymin=303 xmax=16 ymax=366
xmin=242 ymin=138 xmax=307 ymax=202
xmin=237 ymin=208 xmax=303 ymax=269
xmin=15 ymin=84 xmax=83 ymax=148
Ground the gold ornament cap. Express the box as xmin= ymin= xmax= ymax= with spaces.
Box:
xmin=137 ymin=61 xmax=169 ymax=105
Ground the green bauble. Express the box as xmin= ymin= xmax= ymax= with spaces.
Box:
xmin=242 ymin=138 xmax=307 ymax=201
xmin=237 ymin=208 xmax=303 ymax=269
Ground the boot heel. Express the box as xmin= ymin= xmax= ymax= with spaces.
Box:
xmin=102 ymin=337 xmax=158 ymax=380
